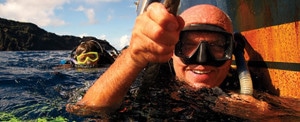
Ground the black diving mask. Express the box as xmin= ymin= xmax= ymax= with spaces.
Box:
xmin=175 ymin=24 xmax=234 ymax=67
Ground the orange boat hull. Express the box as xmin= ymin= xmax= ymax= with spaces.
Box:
xmin=242 ymin=21 xmax=300 ymax=98
xmin=230 ymin=0 xmax=300 ymax=98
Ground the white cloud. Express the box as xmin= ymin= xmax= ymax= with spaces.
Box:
xmin=85 ymin=0 xmax=121 ymax=4
xmin=85 ymin=8 xmax=97 ymax=24
xmin=98 ymin=34 xmax=107 ymax=40
xmin=78 ymin=33 xmax=89 ymax=38
xmin=107 ymin=14 xmax=113 ymax=21
xmin=75 ymin=6 xmax=97 ymax=24
xmin=119 ymin=35 xmax=130 ymax=49
xmin=75 ymin=5 xmax=85 ymax=11
xmin=0 ymin=0 xmax=69 ymax=27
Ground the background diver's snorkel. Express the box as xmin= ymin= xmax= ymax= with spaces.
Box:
xmin=135 ymin=0 xmax=253 ymax=95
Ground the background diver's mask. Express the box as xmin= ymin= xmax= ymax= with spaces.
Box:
xmin=175 ymin=24 xmax=234 ymax=67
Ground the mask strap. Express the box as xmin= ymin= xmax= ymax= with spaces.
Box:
xmin=89 ymin=40 xmax=104 ymax=54
xmin=70 ymin=45 xmax=78 ymax=59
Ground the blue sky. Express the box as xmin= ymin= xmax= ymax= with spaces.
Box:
xmin=0 ymin=0 xmax=138 ymax=49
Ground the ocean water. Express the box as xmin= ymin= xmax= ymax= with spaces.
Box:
xmin=0 ymin=51 xmax=106 ymax=121
xmin=1 ymin=51 xmax=300 ymax=121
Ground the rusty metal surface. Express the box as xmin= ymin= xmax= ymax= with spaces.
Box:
xmin=230 ymin=0 xmax=300 ymax=98
xmin=226 ymin=0 xmax=300 ymax=32
xmin=179 ymin=0 xmax=300 ymax=31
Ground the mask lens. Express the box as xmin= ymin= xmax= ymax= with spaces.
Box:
xmin=181 ymin=40 xmax=199 ymax=57
xmin=76 ymin=52 xmax=99 ymax=64
xmin=175 ymin=31 xmax=233 ymax=65
xmin=208 ymin=39 xmax=226 ymax=59
xmin=179 ymin=33 xmax=228 ymax=59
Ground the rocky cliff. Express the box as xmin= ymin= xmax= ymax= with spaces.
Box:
xmin=0 ymin=18 xmax=109 ymax=51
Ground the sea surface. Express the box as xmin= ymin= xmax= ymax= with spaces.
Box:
xmin=0 ymin=51 xmax=105 ymax=121
xmin=1 ymin=51 xmax=300 ymax=121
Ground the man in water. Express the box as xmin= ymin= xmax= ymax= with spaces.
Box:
xmin=66 ymin=3 xmax=233 ymax=113
xmin=66 ymin=3 xmax=300 ymax=120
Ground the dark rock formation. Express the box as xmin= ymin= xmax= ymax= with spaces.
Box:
xmin=0 ymin=18 xmax=111 ymax=51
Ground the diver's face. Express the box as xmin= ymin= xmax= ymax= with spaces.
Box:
xmin=172 ymin=32 xmax=232 ymax=89
xmin=85 ymin=57 xmax=99 ymax=65
xmin=76 ymin=51 xmax=100 ymax=66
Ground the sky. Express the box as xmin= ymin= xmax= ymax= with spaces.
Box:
xmin=0 ymin=0 xmax=138 ymax=50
